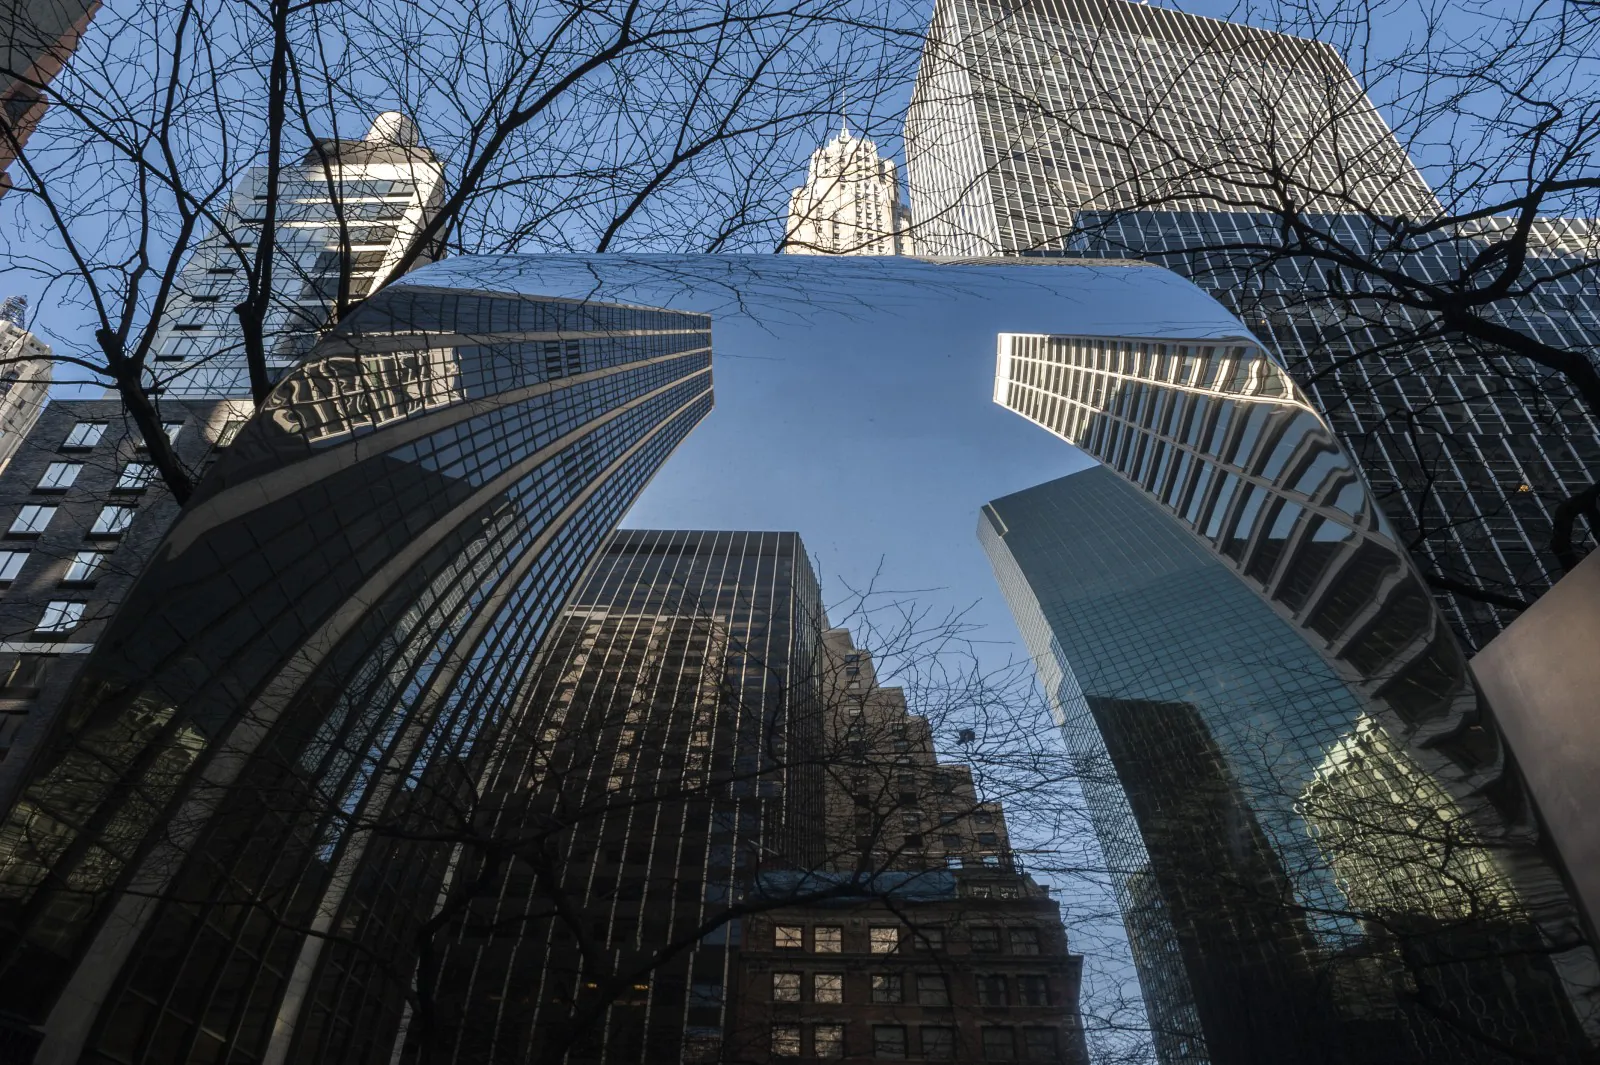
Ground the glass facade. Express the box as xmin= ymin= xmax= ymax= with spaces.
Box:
xmin=405 ymin=529 xmax=823 ymax=1065
xmin=980 ymin=332 xmax=1599 ymax=1063
xmin=0 ymin=280 xmax=711 ymax=1063
xmin=905 ymin=0 xmax=1600 ymax=649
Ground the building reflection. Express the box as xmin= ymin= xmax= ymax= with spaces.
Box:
xmin=0 ymin=282 xmax=711 ymax=1064
xmin=983 ymin=332 xmax=1598 ymax=1062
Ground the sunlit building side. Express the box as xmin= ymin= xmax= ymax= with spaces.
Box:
xmin=981 ymin=331 xmax=1599 ymax=1063
xmin=784 ymin=125 xmax=912 ymax=255
xmin=0 ymin=277 xmax=712 ymax=1064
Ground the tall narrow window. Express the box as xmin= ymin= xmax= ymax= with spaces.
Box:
xmin=814 ymin=1024 xmax=845 ymax=1060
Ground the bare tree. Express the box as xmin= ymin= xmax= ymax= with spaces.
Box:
xmin=0 ymin=0 xmax=924 ymax=501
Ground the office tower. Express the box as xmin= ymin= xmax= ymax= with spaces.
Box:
xmin=784 ymin=123 xmax=912 ymax=255
xmin=980 ymin=331 xmax=1598 ymax=1063
xmin=400 ymin=529 xmax=825 ymax=1065
xmin=906 ymin=0 xmax=1600 ymax=649
xmin=0 ymin=398 xmax=247 ymax=779
xmin=0 ymin=0 xmax=99 ymax=189
xmin=0 ymin=271 xmax=712 ymax=1064
xmin=150 ymin=111 xmax=445 ymax=398
xmin=727 ymin=628 xmax=1089 ymax=1064
xmin=0 ymin=297 xmax=52 ymax=472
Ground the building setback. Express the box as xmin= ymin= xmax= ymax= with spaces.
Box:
xmin=0 ymin=273 xmax=712 ymax=1064
xmin=904 ymin=0 xmax=1600 ymax=649
xmin=981 ymin=330 xmax=1598 ymax=1063
xmin=727 ymin=627 xmax=1088 ymax=1064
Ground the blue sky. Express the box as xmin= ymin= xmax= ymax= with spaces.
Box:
xmin=405 ymin=254 xmax=1248 ymax=676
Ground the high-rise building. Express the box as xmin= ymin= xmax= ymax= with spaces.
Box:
xmin=784 ymin=124 xmax=912 ymax=255
xmin=0 ymin=0 xmax=100 ymax=190
xmin=727 ymin=627 xmax=1089 ymax=1064
xmin=401 ymin=529 xmax=825 ymax=1065
xmin=0 ymin=269 xmax=712 ymax=1064
xmin=149 ymin=111 xmax=445 ymax=398
xmin=905 ymin=0 xmax=1600 ymax=649
xmin=0 ymin=297 xmax=52 ymax=472
xmin=980 ymin=330 xmax=1599 ymax=1063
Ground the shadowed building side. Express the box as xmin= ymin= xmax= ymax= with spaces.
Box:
xmin=0 ymin=278 xmax=712 ymax=1065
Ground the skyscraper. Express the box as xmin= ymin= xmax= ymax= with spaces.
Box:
xmin=149 ymin=111 xmax=445 ymax=398
xmin=0 ymin=297 xmax=52 ymax=472
xmin=400 ymin=529 xmax=824 ymax=1065
xmin=784 ymin=124 xmax=912 ymax=255
xmin=906 ymin=0 xmax=1600 ymax=648
xmin=980 ymin=331 xmax=1599 ymax=1063
xmin=0 ymin=268 xmax=712 ymax=1064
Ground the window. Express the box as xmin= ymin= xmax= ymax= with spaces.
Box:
xmin=974 ymin=811 xmax=994 ymax=825
xmin=814 ymin=1024 xmax=844 ymax=1059
xmin=9 ymin=506 xmax=54 ymax=536
xmin=215 ymin=419 xmax=247 ymax=446
xmin=971 ymin=926 xmax=1001 ymax=952
xmin=922 ymin=1027 xmax=956 ymax=1060
xmin=941 ymin=833 xmax=962 ymax=849
xmin=62 ymin=422 xmax=106 ymax=449
xmin=0 ymin=550 xmax=26 ymax=581
xmin=116 ymin=463 xmax=156 ymax=491
xmin=977 ymin=975 xmax=1009 ymax=1007
xmin=873 ymin=1025 xmax=907 ymax=1059
xmin=688 ymin=981 xmax=723 ymax=1007
xmin=37 ymin=600 xmax=84 ymax=634
xmin=771 ymin=1024 xmax=801 ymax=1057
xmin=814 ymin=925 xmax=842 ymax=953
xmin=983 ymin=1028 xmax=1017 ymax=1062
xmin=813 ymin=972 xmax=843 ymax=1004
xmin=135 ymin=422 xmax=184 ymax=449
xmin=91 ymin=506 xmax=136 ymax=536
xmin=684 ymin=1027 xmax=722 ymax=1062
xmin=981 ymin=854 xmax=1001 ymax=867
xmin=869 ymin=926 xmax=900 ymax=954
xmin=1009 ymin=928 xmax=1041 ymax=955
xmin=1017 ymin=975 xmax=1050 ymax=1006
xmin=774 ymin=925 xmax=804 ymax=949
xmin=772 ymin=972 xmax=801 ymax=1002
xmin=62 ymin=551 xmax=106 ymax=584
xmin=913 ymin=926 xmax=944 ymax=951
xmin=36 ymin=463 xmax=81 ymax=491
xmin=916 ymin=974 xmax=950 ymax=1006
xmin=978 ymin=832 xmax=999 ymax=846
xmin=871 ymin=973 xmax=903 ymax=1004
xmin=1022 ymin=1028 xmax=1059 ymax=1062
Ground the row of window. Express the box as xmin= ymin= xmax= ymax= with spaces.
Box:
xmin=35 ymin=461 xmax=156 ymax=493
xmin=8 ymin=504 xmax=135 ymax=538
xmin=774 ymin=924 xmax=1041 ymax=954
xmin=772 ymin=971 xmax=1052 ymax=1006
xmin=771 ymin=1022 xmax=1065 ymax=1061
xmin=0 ymin=549 xmax=108 ymax=585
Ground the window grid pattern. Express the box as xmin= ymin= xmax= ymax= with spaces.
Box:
xmin=0 ymin=286 xmax=713 ymax=1065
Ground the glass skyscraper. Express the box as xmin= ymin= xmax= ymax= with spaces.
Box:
xmin=0 ymin=273 xmax=712 ymax=1063
xmin=907 ymin=0 xmax=1600 ymax=649
xmin=403 ymin=529 xmax=824 ymax=1065
xmin=980 ymin=331 xmax=1599 ymax=1063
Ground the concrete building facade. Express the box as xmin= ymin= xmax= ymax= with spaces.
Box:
xmin=784 ymin=125 xmax=912 ymax=255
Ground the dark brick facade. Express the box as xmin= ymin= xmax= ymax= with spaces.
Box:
xmin=0 ymin=397 xmax=243 ymax=794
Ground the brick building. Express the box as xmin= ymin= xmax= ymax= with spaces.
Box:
xmin=0 ymin=396 xmax=246 ymax=789
xmin=726 ymin=629 xmax=1089 ymax=1063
